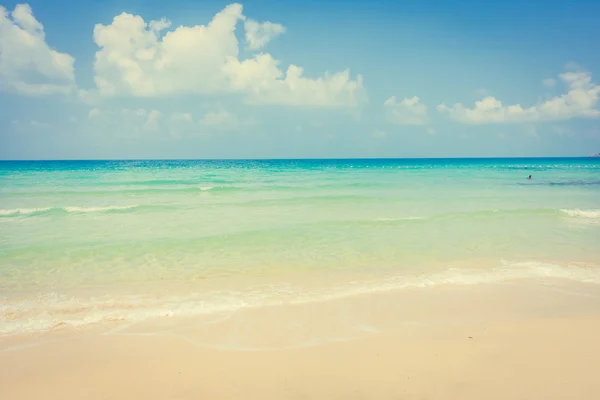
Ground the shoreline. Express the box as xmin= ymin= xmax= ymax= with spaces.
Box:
xmin=3 ymin=259 xmax=600 ymax=337
xmin=2 ymin=279 xmax=600 ymax=399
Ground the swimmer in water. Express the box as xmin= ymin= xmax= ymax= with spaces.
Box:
xmin=528 ymin=175 xmax=532 ymax=180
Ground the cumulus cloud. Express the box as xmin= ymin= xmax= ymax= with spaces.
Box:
xmin=0 ymin=4 xmax=76 ymax=96
xmin=200 ymin=107 xmax=259 ymax=131
xmin=200 ymin=109 xmax=240 ymax=128
xmin=91 ymin=3 xmax=363 ymax=107
xmin=138 ymin=109 xmax=161 ymax=132
xmin=86 ymin=105 xmax=254 ymax=138
xmin=438 ymin=70 xmax=600 ymax=124
xmin=244 ymin=19 xmax=285 ymax=50
xmin=543 ymin=78 xmax=556 ymax=88
xmin=110 ymin=108 xmax=162 ymax=133
xmin=168 ymin=112 xmax=195 ymax=138
xmin=171 ymin=112 xmax=193 ymax=123
xmin=88 ymin=108 xmax=101 ymax=118
xmin=88 ymin=108 xmax=162 ymax=135
xmin=384 ymin=96 xmax=429 ymax=125
xmin=224 ymin=54 xmax=364 ymax=107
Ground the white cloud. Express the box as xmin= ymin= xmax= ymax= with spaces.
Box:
xmin=171 ymin=112 xmax=193 ymax=123
xmin=87 ymin=108 xmax=162 ymax=135
xmin=149 ymin=18 xmax=171 ymax=32
xmin=200 ymin=110 xmax=239 ymax=127
xmin=384 ymin=96 xmax=429 ymax=125
xmin=90 ymin=3 xmax=364 ymax=107
xmin=88 ymin=108 xmax=101 ymax=118
xmin=224 ymin=55 xmax=364 ymax=107
xmin=198 ymin=105 xmax=259 ymax=131
xmin=118 ymin=109 xmax=161 ymax=132
xmin=0 ymin=4 xmax=75 ymax=96
xmin=438 ymin=70 xmax=600 ymax=124
xmin=543 ymin=78 xmax=556 ymax=88
xmin=78 ymin=89 xmax=102 ymax=105
xmin=244 ymin=19 xmax=285 ymax=50
xmin=168 ymin=112 xmax=197 ymax=138
xmin=142 ymin=110 xmax=161 ymax=132
xmin=86 ymin=106 xmax=252 ymax=137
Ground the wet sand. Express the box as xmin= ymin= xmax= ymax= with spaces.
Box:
xmin=2 ymin=280 xmax=600 ymax=400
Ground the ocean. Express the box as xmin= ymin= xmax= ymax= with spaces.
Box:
xmin=1 ymin=158 xmax=599 ymax=335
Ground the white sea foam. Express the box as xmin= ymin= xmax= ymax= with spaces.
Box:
xmin=63 ymin=205 xmax=139 ymax=213
xmin=0 ymin=208 xmax=52 ymax=216
xmin=374 ymin=217 xmax=424 ymax=222
xmin=199 ymin=186 xmax=214 ymax=191
xmin=0 ymin=205 xmax=140 ymax=216
xmin=2 ymin=261 xmax=599 ymax=336
xmin=560 ymin=209 xmax=600 ymax=219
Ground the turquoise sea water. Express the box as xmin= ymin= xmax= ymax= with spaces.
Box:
xmin=1 ymin=158 xmax=600 ymax=334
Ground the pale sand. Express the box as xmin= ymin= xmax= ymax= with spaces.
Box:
xmin=2 ymin=280 xmax=600 ymax=399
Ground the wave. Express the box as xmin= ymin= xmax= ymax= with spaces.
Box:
xmin=94 ymin=178 xmax=234 ymax=187
xmin=560 ymin=209 xmax=600 ymax=219
xmin=517 ymin=180 xmax=600 ymax=187
xmin=374 ymin=207 xmax=600 ymax=224
xmin=64 ymin=205 xmax=139 ymax=213
xmin=0 ymin=182 xmax=385 ymax=198
xmin=0 ymin=185 xmax=240 ymax=197
xmin=2 ymin=206 xmax=595 ymax=225
xmin=1 ymin=260 xmax=599 ymax=336
xmin=374 ymin=217 xmax=425 ymax=222
xmin=0 ymin=207 xmax=52 ymax=216
xmin=549 ymin=180 xmax=600 ymax=186
xmin=363 ymin=208 xmax=561 ymax=226
xmin=0 ymin=205 xmax=162 ymax=217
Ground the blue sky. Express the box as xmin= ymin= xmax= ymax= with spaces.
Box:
xmin=1 ymin=0 xmax=599 ymax=159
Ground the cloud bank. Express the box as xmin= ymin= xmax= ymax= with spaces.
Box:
xmin=0 ymin=4 xmax=75 ymax=96
xmin=244 ymin=19 xmax=285 ymax=50
xmin=384 ymin=96 xmax=429 ymax=125
xmin=438 ymin=71 xmax=600 ymax=124
xmin=91 ymin=3 xmax=364 ymax=107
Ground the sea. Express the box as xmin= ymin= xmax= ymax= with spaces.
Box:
xmin=1 ymin=158 xmax=600 ymax=335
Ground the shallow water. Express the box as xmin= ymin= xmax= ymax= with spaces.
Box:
xmin=1 ymin=158 xmax=599 ymax=334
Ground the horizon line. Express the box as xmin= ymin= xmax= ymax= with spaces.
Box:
xmin=1 ymin=156 xmax=599 ymax=162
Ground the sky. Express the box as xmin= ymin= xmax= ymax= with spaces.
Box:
xmin=1 ymin=0 xmax=599 ymax=159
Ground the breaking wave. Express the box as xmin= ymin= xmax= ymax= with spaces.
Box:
xmin=560 ymin=209 xmax=600 ymax=219
xmin=1 ymin=260 xmax=599 ymax=336
xmin=0 ymin=205 xmax=157 ymax=217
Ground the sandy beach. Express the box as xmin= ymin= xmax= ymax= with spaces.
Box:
xmin=3 ymin=280 xmax=600 ymax=400
xmin=3 ymin=0 xmax=600 ymax=397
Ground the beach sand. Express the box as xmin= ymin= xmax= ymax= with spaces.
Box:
xmin=2 ymin=280 xmax=600 ymax=400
